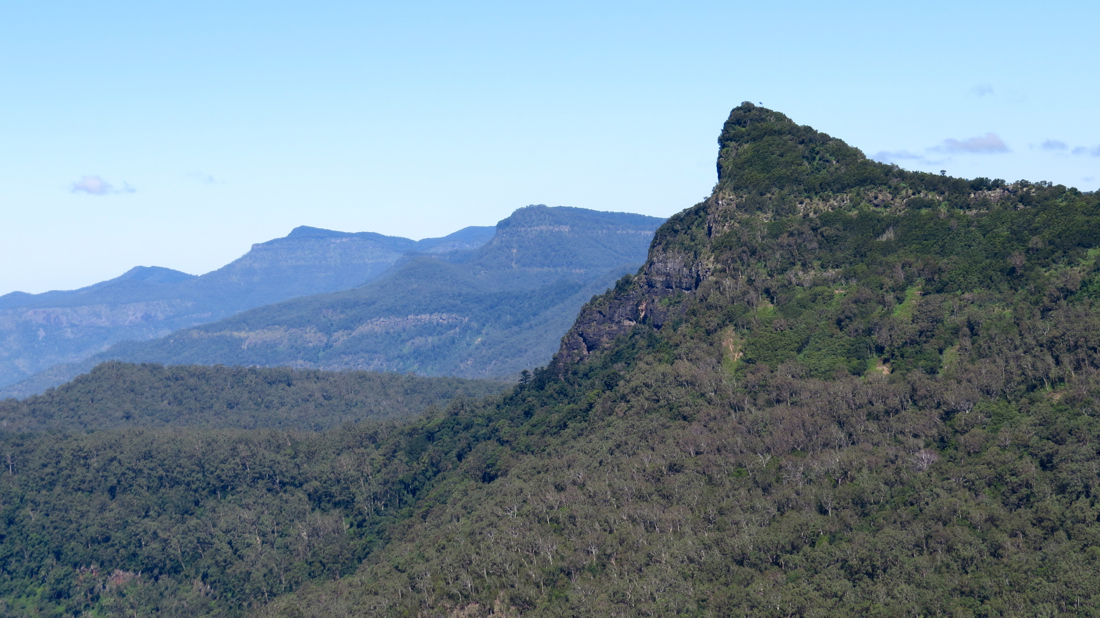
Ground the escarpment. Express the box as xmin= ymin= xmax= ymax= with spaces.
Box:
xmin=558 ymin=101 xmax=870 ymax=363
xmin=557 ymin=101 xmax=1081 ymax=368
xmin=556 ymin=218 xmax=712 ymax=362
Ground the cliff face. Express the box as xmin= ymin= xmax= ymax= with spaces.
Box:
xmin=556 ymin=103 xmax=832 ymax=362
xmin=557 ymin=238 xmax=708 ymax=362
xmin=556 ymin=101 xmax=1037 ymax=366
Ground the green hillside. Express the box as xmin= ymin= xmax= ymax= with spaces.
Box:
xmin=258 ymin=104 xmax=1100 ymax=617
xmin=2 ymin=104 xmax=1100 ymax=616
xmin=0 ymin=361 xmax=506 ymax=432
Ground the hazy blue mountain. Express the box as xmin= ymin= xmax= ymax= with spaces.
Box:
xmin=0 ymin=266 xmax=196 ymax=311
xmin=2 ymin=206 xmax=664 ymax=397
xmin=0 ymin=225 xmax=495 ymax=390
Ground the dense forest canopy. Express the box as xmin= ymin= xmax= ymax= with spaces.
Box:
xmin=0 ymin=362 xmax=507 ymax=432
xmin=2 ymin=103 xmax=1099 ymax=616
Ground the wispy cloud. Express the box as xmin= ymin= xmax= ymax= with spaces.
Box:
xmin=936 ymin=133 xmax=1009 ymax=154
xmin=873 ymin=131 xmax=1009 ymax=170
xmin=1032 ymin=141 xmax=1100 ymax=157
xmin=870 ymin=150 xmax=946 ymax=166
xmin=973 ymin=84 xmax=994 ymax=97
xmin=186 ymin=171 xmax=221 ymax=184
xmin=872 ymin=150 xmax=924 ymax=161
xmin=69 ymin=175 xmax=135 ymax=195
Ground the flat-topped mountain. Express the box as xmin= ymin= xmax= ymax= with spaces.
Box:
xmin=473 ymin=205 xmax=664 ymax=278
xmin=0 ymin=225 xmax=495 ymax=390
xmin=3 ymin=206 xmax=665 ymax=396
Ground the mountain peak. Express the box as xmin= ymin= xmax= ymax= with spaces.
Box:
xmin=715 ymin=102 xmax=876 ymax=196
xmin=285 ymin=225 xmax=352 ymax=239
xmin=497 ymin=204 xmax=665 ymax=232
xmin=113 ymin=266 xmax=196 ymax=285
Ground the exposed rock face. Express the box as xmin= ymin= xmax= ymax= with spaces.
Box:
xmin=556 ymin=103 xmax=1033 ymax=368
xmin=557 ymin=246 xmax=709 ymax=362
xmin=557 ymin=101 xmax=875 ymax=364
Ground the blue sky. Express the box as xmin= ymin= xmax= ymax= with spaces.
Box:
xmin=2 ymin=0 xmax=1098 ymax=294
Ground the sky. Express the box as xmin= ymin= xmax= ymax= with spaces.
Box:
xmin=2 ymin=0 xmax=1098 ymax=295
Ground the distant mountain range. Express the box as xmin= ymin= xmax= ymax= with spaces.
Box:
xmin=1 ymin=206 xmax=665 ymax=398
xmin=0 ymin=224 xmax=495 ymax=391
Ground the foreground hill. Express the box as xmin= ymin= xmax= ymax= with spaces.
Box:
xmin=2 ymin=104 xmax=1099 ymax=616
xmin=0 ymin=225 xmax=495 ymax=390
xmin=4 ymin=206 xmax=664 ymax=397
xmin=255 ymin=104 xmax=1100 ymax=616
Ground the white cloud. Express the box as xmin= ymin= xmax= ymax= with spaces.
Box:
xmin=871 ymin=150 xmax=923 ymax=162
xmin=1040 ymin=140 xmax=1068 ymax=151
xmin=69 ymin=175 xmax=135 ymax=195
xmin=937 ymin=133 xmax=1009 ymax=154
xmin=186 ymin=172 xmax=220 ymax=184
xmin=870 ymin=150 xmax=946 ymax=166
xmin=973 ymin=84 xmax=994 ymax=97
xmin=70 ymin=175 xmax=112 ymax=195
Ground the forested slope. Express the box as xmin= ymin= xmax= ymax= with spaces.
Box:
xmin=2 ymin=103 xmax=1100 ymax=616
xmin=260 ymin=103 xmax=1100 ymax=616
xmin=0 ymin=361 xmax=506 ymax=432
